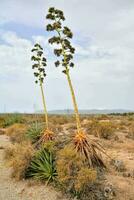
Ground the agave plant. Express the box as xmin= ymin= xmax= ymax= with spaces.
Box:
xmin=25 ymin=148 xmax=57 ymax=184
xmin=46 ymin=7 xmax=106 ymax=168
xmin=31 ymin=44 xmax=54 ymax=143
xmin=26 ymin=122 xmax=44 ymax=143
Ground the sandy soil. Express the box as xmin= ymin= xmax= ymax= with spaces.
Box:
xmin=0 ymin=120 xmax=134 ymax=200
xmin=0 ymin=134 xmax=68 ymax=200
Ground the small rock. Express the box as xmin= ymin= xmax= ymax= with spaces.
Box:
xmin=111 ymin=159 xmax=126 ymax=172
xmin=104 ymin=182 xmax=116 ymax=200
xmin=123 ymin=170 xmax=134 ymax=179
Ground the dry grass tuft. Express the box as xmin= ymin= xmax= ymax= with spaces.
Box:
xmin=56 ymin=145 xmax=97 ymax=196
xmin=75 ymin=167 xmax=97 ymax=192
xmin=4 ymin=141 xmax=34 ymax=180
xmin=87 ymin=120 xmax=115 ymax=139
xmin=6 ymin=123 xmax=27 ymax=143
xmin=127 ymin=123 xmax=134 ymax=140
xmin=56 ymin=145 xmax=83 ymax=188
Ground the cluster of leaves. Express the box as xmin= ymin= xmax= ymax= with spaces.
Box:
xmin=25 ymin=122 xmax=44 ymax=143
xmin=46 ymin=7 xmax=75 ymax=74
xmin=26 ymin=147 xmax=57 ymax=183
xmin=31 ymin=43 xmax=47 ymax=84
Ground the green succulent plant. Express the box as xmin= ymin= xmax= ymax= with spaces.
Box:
xmin=26 ymin=122 xmax=44 ymax=143
xmin=25 ymin=148 xmax=57 ymax=184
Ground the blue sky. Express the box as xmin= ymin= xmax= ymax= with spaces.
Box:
xmin=0 ymin=0 xmax=134 ymax=113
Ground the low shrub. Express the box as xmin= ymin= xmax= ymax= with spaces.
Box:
xmin=127 ymin=123 xmax=134 ymax=140
xmin=56 ymin=145 xmax=97 ymax=197
xmin=4 ymin=141 xmax=34 ymax=180
xmin=97 ymin=122 xmax=115 ymax=139
xmin=0 ymin=116 xmax=5 ymax=128
xmin=3 ymin=114 xmax=24 ymax=127
xmin=75 ymin=167 xmax=97 ymax=192
xmin=88 ymin=120 xmax=115 ymax=139
xmin=50 ymin=115 xmax=75 ymax=125
xmin=6 ymin=123 xmax=27 ymax=143
xmin=25 ymin=148 xmax=57 ymax=184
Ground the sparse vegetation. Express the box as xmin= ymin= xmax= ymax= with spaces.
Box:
xmin=3 ymin=114 xmax=24 ymax=127
xmin=89 ymin=120 xmax=115 ymax=139
xmin=1 ymin=113 xmax=134 ymax=199
xmin=4 ymin=141 xmax=34 ymax=180
xmin=56 ymin=145 xmax=97 ymax=198
xmin=0 ymin=4 xmax=134 ymax=200
xmin=6 ymin=123 xmax=27 ymax=143
xmin=127 ymin=123 xmax=134 ymax=139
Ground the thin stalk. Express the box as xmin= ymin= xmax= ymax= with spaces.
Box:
xmin=39 ymin=76 xmax=49 ymax=130
xmin=56 ymin=29 xmax=81 ymax=132
xmin=66 ymin=70 xmax=81 ymax=132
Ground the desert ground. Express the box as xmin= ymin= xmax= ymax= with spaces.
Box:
xmin=0 ymin=113 xmax=134 ymax=200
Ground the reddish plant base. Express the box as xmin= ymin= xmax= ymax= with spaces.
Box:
xmin=35 ymin=129 xmax=54 ymax=147
xmin=74 ymin=131 xmax=106 ymax=168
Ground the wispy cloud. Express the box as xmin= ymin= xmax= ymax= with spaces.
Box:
xmin=0 ymin=0 xmax=134 ymax=112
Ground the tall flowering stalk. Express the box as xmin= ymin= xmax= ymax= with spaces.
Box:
xmin=46 ymin=7 xmax=106 ymax=168
xmin=31 ymin=43 xmax=54 ymax=142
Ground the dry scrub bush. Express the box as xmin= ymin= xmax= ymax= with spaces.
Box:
xmin=75 ymin=167 xmax=97 ymax=192
xmin=6 ymin=123 xmax=27 ymax=143
xmin=50 ymin=115 xmax=75 ymax=125
xmin=5 ymin=141 xmax=34 ymax=180
xmin=94 ymin=114 xmax=110 ymax=120
xmin=65 ymin=123 xmax=76 ymax=131
xmin=127 ymin=123 xmax=134 ymax=140
xmin=3 ymin=114 xmax=24 ymax=127
xmin=47 ymin=122 xmax=63 ymax=134
xmin=88 ymin=121 xmax=115 ymax=139
xmin=56 ymin=145 xmax=97 ymax=195
xmin=0 ymin=116 xmax=5 ymax=128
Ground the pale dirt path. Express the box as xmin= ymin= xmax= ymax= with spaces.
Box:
xmin=0 ymin=134 xmax=68 ymax=200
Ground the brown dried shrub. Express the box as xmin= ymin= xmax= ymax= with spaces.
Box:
xmin=6 ymin=123 xmax=27 ymax=143
xmin=4 ymin=141 xmax=34 ymax=180
xmin=56 ymin=145 xmax=97 ymax=195
xmin=75 ymin=167 xmax=97 ymax=192
xmin=127 ymin=123 xmax=134 ymax=140
xmin=88 ymin=120 xmax=115 ymax=139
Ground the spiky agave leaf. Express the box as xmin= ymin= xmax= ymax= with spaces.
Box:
xmin=74 ymin=131 xmax=106 ymax=168
xmin=26 ymin=122 xmax=44 ymax=143
xmin=25 ymin=148 xmax=57 ymax=184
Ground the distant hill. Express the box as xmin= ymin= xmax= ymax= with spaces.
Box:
xmin=40 ymin=109 xmax=134 ymax=115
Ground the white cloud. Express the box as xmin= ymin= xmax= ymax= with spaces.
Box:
xmin=0 ymin=0 xmax=134 ymax=111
